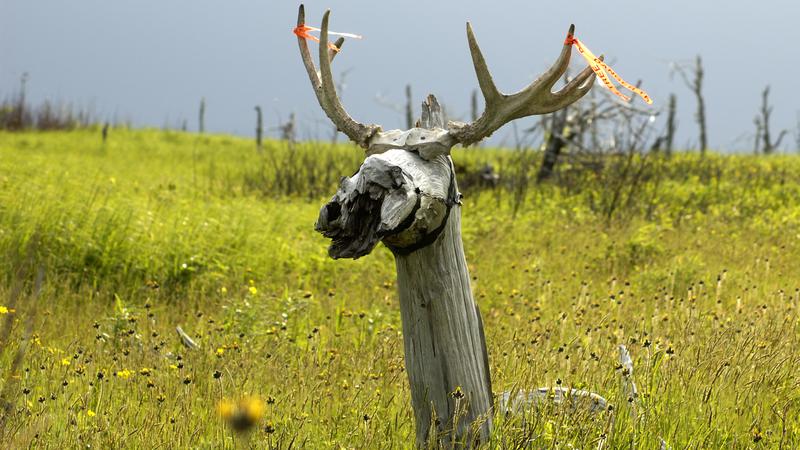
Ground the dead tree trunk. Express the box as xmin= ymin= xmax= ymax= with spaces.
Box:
xmin=695 ymin=56 xmax=707 ymax=153
xmin=536 ymin=109 xmax=569 ymax=182
xmin=796 ymin=112 xmax=800 ymax=153
xmin=665 ymin=93 xmax=676 ymax=156
xmin=254 ymin=106 xmax=263 ymax=152
xmin=758 ymin=85 xmax=787 ymax=154
xmin=405 ymin=84 xmax=414 ymax=130
xmin=754 ymin=116 xmax=763 ymax=154
xmin=470 ymin=89 xmax=479 ymax=123
xmin=674 ymin=56 xmax=707 ymax=153
xmin=198 ymin=97 xmax=206 ymax=134
xmin=280 ymin=113 xmax=296 ymax=144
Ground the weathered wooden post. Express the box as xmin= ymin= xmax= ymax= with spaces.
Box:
xmin=295 ymin=5 xmax=596 ymax=445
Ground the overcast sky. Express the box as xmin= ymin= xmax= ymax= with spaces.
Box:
xmin=2 ymin=0 xmax=799 ymax=151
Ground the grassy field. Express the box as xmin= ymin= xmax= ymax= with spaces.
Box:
xmin=1 ymin=128 xmax=799 ymax=448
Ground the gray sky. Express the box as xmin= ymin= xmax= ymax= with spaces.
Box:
xmin=3 ymin=0 xmax=799 ymax=151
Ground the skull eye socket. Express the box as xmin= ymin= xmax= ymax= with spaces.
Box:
xmin=325 ymin=202 xmax=342 ymax=222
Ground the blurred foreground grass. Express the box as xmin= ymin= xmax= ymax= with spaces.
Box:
xmin=0 ymin=129 xmax=799 ymax=448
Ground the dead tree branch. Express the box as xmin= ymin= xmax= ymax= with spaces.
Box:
xmin=672 ymin=56 xmax=707 ymax=153
xmin=757 ymin=85 xmax=787 ymax=154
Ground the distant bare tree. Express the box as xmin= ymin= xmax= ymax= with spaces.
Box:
xmin=405 ymin=84 xmax=414 ymax=129
xmin=280 ymin=113 xmax=296 ymax=144
xmin=254 ymin=106 xmax=264 ymax=151
xmin=470 ymin=89 xmax=479 ymax=122
xmin=524 ymin=76 xmax=661 ymax=223
xmin=5 ymin=72 xmax=30 ymax=130
xmin=536 ymin=108 xmax=570 ymax=182
xmin=536 ymin=72 xmax=581 ymax=182
xmin=754 ymin=115 xmax=763 ymax=154
xmin=650 ymin=93 xmax=676 ymax=154
xmin=17 ymin=73 xmax=29 ymax=129
xmin=796 ymin=112 xmax=800 ymax=152
xmin=468 ymin=89 xmax=480 ymax=148
xmin=673 ymin=56 xmax=707 ymax=153
xmin=102 ymin=122 xmax=109 ymax=143
xmin=664 ymin=93 xmax=677 ymax=156
xmin=756 ymin=86 xmax=787 ymax=154
xmin=198 ymin=97 xmax=206 ymax=133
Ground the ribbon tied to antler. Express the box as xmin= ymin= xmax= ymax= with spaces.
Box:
xmin=565 ymin=33 xmax=653 ymax=104
xmin=293 ymin=24 xmax=362 ymax=52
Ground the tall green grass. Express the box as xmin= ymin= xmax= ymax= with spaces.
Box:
xmin=0 ymin=129 xmax=799 ymax=448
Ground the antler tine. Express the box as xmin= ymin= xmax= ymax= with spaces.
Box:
xmin=328 ymin=37 xmax=345 ymax=63
xmin=466 ymin=23 xmax=501 ymax=107
xmin=448 ymin=24 xmax=597 ymax=147
xmin=527 ymin=24 xmax=574 ymax=92
xmin=552 ymin=55 xmax=601 ymax=106
xmin=296 ymin=5 xmax=322 ymax=89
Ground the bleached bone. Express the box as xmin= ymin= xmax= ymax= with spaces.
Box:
xmin=175 ymin=326 xmax=199 ymax=350
xmin=618 ymin=344 xmax=639 ymax=421
xmin=499 ymin=388 xmax=610 ymax=415
xmin=618 ymin=344 xmax=638 ymax=398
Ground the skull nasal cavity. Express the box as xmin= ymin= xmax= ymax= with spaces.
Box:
xmin=325 ymin=202 xmax=342 ymax=222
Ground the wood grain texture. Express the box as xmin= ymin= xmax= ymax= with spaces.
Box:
xmin=394 ymin=200 xmax=493 ymax=446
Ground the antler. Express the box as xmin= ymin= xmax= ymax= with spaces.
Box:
xmin=297 ymin=7 xmax=598 ymax=154
xmin=448 ymin=23 xmax=598 ymax=146
xmin=296 ymin=5 xmax=381 ymax=149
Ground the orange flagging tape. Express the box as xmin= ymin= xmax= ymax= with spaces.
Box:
xmin=565 ymin=34 xmax=653 ymax=105
xmin=293 ymin=24 xmax=363 ymax=53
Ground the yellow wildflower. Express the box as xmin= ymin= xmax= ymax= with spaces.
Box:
xmin=116 ymin=369 xmax=133 ymax=379
xmin=248 ymin=286 xmax=258 ymax=295
xmin=218 ymin=399 xmax=235 ymax=419
xmin=87 ymin=410 xmax=96 ymax=417
xmin=218 ymin=396 xmax=265 ymax=432
xmin=61 ymin=358 xmax=71 ymax=366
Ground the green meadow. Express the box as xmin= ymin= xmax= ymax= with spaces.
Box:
xmin=0 ymin=128 xmax=799 ymax=448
